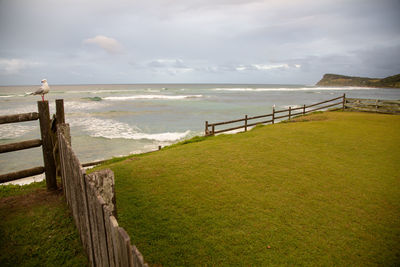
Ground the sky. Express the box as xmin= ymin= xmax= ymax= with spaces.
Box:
xmin=0 ymin=0 xmax=399 ymax=85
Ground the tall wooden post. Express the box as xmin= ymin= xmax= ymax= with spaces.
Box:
xmin=56 ymin=99 xmax=65 ymax=125
xmin=38 ymin=101 xmax=57 ymax=190
xmin=342 ymin=93 xmax=346 ymax=111
xmin=244 ymin=115 xmax=248 ymax=132
xmin=212 ymin=125 xmax=215 ymax=136
xmin=205 ymin=121 xmax=209 ymax=136
xmin=272 ymin=107 xmax=275 ymax=124
xmin=289 ymin=106 xmax=292 ymax=120
xmin=303 ymin=104 xmax=306 ymax=115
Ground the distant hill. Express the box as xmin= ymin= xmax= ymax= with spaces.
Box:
xmin=316 ymin=73 xmax=400 ymax=88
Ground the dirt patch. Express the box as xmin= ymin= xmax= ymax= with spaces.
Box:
xmin=0 ymin=188 xmax=63 ymax=211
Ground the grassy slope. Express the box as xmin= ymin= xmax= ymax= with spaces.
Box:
xmin=0 ymin=182 xmax=88 ymax=266
xmin=95 ymin=112 xmax=400 ymax=266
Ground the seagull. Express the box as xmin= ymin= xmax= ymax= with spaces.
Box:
xmin=29 ymin=79 xmax=50 ymax=101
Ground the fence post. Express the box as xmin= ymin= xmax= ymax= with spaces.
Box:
xmin=342 ymin=94 xmax=346 ymax=111
xmin=303 ymin=104 xmax=306 ymax=115
xmin=38 ymin=101 xmax=57 ymax=190
xmin=244 ymin=115 xmax=248 ymax=131
xmin=212 ymin=125 xmax=215 ymax=136
xmin=205 ymin=121 xmax=209 ymax=136
xmin=56 ymin=99 xmax=65 ymax=125
xmin=272 ymin=107 xmax=275 ymax=124
xmin=289 ymin=106 xmax=291 ymax=120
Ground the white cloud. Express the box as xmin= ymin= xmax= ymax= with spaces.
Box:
xmin=83 ymin=35 xmax=122 ymax=54
xmin=148 ymin=59 xmax=194 ymax=75
xmin=0 ymin=58 xmax=41 ymax=74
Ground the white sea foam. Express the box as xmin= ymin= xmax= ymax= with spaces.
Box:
xmin=0 ymin=124 xmax=37 ymax=139
xmin=64 ymin=101 xmax=109 ymax=111
xmin=69 ymin=116 xmax=191 ymax=141
xmin=213 ymin=86 xmax=376 ymax=92
xmin=103 ymin=95 xmax=203 ymax=101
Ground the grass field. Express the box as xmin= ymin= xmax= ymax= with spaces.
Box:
xmin=0 ymin=182 xmax=88 ymax=266
xmin=93 ymin=111 xmax=400 ymax=266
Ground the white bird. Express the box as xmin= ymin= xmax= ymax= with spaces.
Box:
xmin=29 ymin=79 xmax=50 ymax=101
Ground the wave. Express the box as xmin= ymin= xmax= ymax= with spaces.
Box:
xmin=103 ymin=94 xmax=203 ymax=101
xmin=69 ymin=116 xmax=191 ymax=142
xmin=213 ymin=86 xmax=377 ymax=92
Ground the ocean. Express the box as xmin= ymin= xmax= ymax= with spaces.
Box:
xmin=1 ymin=83 xmax=399 ymax=184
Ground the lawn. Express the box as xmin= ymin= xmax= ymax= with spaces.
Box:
xmin=0 ymin=181 xmax=88 ymax=266
xmin=94 ymin=111 xmax=400 ymax=266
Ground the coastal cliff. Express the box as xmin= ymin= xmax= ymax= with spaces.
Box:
xmin=316 ymin=73 xmax=400 ymax=88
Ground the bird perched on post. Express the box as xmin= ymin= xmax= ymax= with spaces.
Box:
xmin=28 ymin=79 xmax=50 ymax=101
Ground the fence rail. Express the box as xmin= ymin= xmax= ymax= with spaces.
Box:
xmin=205 ymin=94 xmax=346 ymax=136
xmin=0 ymin=102 xmax=57 ymax=189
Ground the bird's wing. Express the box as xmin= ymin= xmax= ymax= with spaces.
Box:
xmin=32 ymin=87 xmax=44 ymax=95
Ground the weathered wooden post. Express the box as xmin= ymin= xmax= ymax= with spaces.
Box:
xmin=158 ymin=145 xmax=161 ymax=150
xmin=303 ymin=104 xmax=306 ymax=115
xmin=212 ymin=125 xmax=215 ymax=136
xmin=205 ymin=121 xmax=209 ymax=136
xmin=38 ymin=101 xmax=57 ymax=190
xmin=56 ymin=99 xmax=65 ymax=124
xmin=272 ymin=107 xmax=275 ymax=124
xmin=244 ymin=115 xmax=248 ymax=132
xmin=289 ymin=106 xmax=292 ymax=120
xmin=342 ymin=94 xmax=346 ymax=111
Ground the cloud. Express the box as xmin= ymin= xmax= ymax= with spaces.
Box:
xmin=83 ymin=35 xmax=122 ymax=54
xmin=147 ymin=59 xmax=193 ymax=75
xmin=0 ymin=58 xmax=41 ymax=74
xmin=234 ymin=63 xmax=300 ymax=72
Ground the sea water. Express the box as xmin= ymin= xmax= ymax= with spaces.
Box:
xmin=1 ymin=84 xmax=399 ymax=184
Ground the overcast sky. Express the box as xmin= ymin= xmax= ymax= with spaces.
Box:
xmin=0 ymin=0 xmax=399 ymax=85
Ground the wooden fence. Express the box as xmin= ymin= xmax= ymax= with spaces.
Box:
xmin=0 ymin=101 xmax=58 ymax=189
xmin=58 ymin=124 xmax=148 ymax=267
xmin=345 ymin=98 xmax=400 ymax=114
xmin=205 ymin=94 xmax=346 ymax=136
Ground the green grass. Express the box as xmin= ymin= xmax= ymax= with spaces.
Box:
xmin=0 ymin=182 xmax=88 ymax=266
xmin=94 ymin=112 xmax=400 ymax=266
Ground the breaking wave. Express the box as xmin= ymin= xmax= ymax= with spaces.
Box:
xmin=103 ymin=95 xmax=203 ymax=101
xmin=69 ymin=116 xmax=191 ymax=142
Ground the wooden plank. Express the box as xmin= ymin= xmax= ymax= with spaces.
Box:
xmin=38 ymin=101 xmax=57 ymax=190
xmin=275 ymin=114 xmax=289 ymax=120
xmin=306 ymin=102 xmax=342 ymax=113
xmin=55 ymin=99 xmax=65 ymax=125
xmin=246 ymin=119 xmax=273 ymax=127
xmin=274 ymin=108 xmax=290 ymax=114
xmin=117 ymin=227 xmax=131 ymax=267
xmin=103 ymin=208 xmax=116 ymax=267
xmin=0 ymin=139 xmax=42 ymax=154
xmin=0 ymin=112 xmax=39 ymax=124
xmin=247 ymin=113 xmax=272 ymax=120
xmin=96 ymin=195 xmax=111 ymax=266
xmin=0 ymin=166 xmax=44 ymax=183
xmin=213 ymin=124 xmax=245 ymax=134
xmin=305 ymin=95 xmax=343 ymax=108
xmin=87 ymin=181 xmax=103 ymax=266
xmin=81 ymin=173 xmax=95 ymax=266
xmin=109 ymin=216 xmax=121 ymax=267
xmin=209 ymin=117 xmax=246 ymax=126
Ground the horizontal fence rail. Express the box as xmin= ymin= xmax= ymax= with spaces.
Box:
xmin=0 ymin=139 xmax=42 ymax=154
xmin=205 ymin=94 xmax=346 ymax=136
xmin=0 ymin=166 xmax=45 ymax=183
xmin=0 ymin=112 xmax=39 ymax=124
xmin=0 ymin=101 xmax=58 ymax=189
